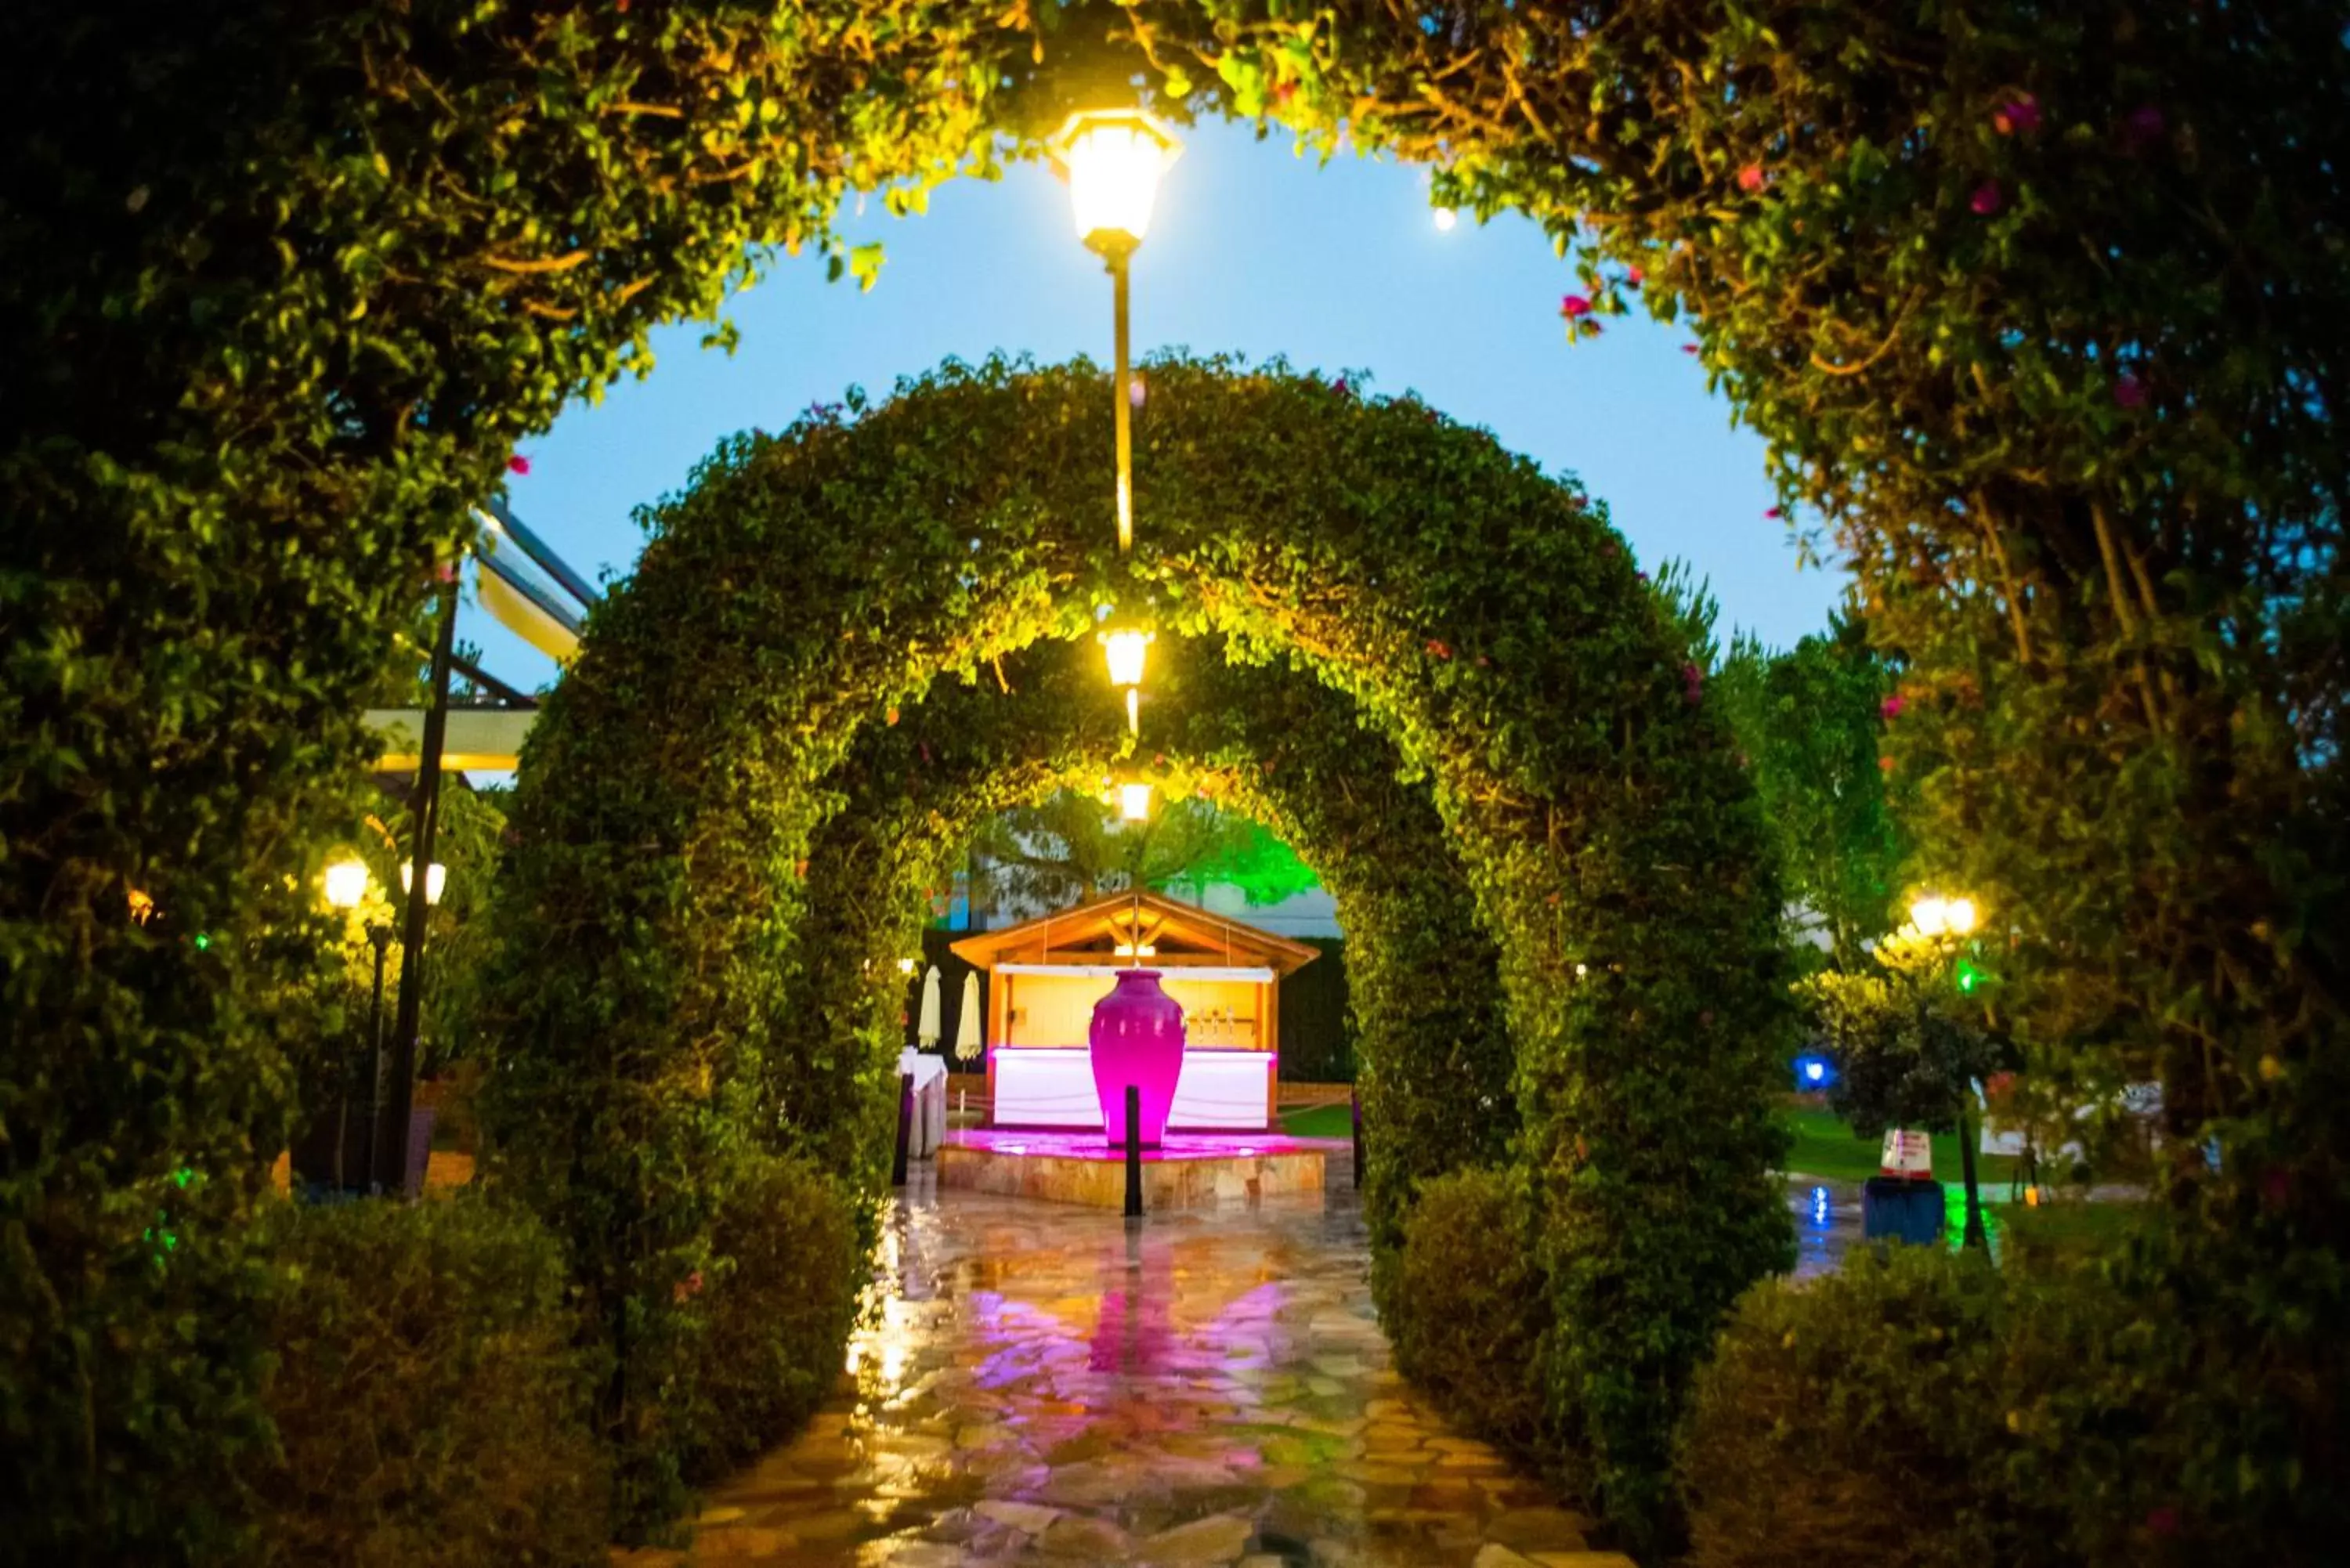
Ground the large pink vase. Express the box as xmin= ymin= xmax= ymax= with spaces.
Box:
xmin=1089 ymin=970 xmax=1187 ymax=1149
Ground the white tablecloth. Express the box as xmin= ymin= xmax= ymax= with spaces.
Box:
xmin=897 ymin=1050 xmax=949 ymax=1158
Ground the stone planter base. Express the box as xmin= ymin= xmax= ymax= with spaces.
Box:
xmin=938 ymin=1129 xmax=1330 ymax=1211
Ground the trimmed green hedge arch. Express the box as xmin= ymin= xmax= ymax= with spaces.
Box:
xmin=488 ymin=355 xmax=1791 ymax=1532
xmin=770 ymin=633 xmax=1517 ymax=1254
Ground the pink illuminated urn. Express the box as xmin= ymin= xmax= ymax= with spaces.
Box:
xmin=1089 ymin=969 xmax=1187 ymax=1148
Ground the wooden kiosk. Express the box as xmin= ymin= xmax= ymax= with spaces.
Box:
xmin=949 ymin=889 xmax=1320 ymax=1133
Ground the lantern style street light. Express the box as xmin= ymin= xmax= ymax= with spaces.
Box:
xmin=324 ymin=857 xmax=369 ymax=911
xmin=1906 ymin=889 xmax=1990 ymax=1250
xmin=1101 ymin=625 xmax=1153 ymax=735
xmin=1118 ymin=782 xmax=1154 ymax=823
xmin=1052 ymin=110 xmax=1182 ymax=555
xmin=321 ymin=855 xmax=395 ymax=1191
xmin=399 ymin=860 xmax=448 ymax=906
xmin=1906 ymin=893 xmax=1977 ymax=940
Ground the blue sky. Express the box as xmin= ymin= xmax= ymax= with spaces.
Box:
xmin=484 ymin=121 xmax=1845 ymax=691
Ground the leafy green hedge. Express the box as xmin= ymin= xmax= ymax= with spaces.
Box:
xmin=490 ymin=357 xmax=1789 ymax=1540
xmin=1679 ymin=1248 xmax=2019 ymax=1568
xmin=252 ymin=1194 xmax=607 ymax=1568
xmin=1676 ymin=1215 xmax=2319 ymax=1568
xmin=2 ymin=4 xmax=1013 ymax=1553
xmin=674 ymin=1153 xmax=865 ymax=1490
xmin=1386 ymin=1169 xmax=1553 ymax=1463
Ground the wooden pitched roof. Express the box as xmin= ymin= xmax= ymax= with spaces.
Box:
xmin=948 ymin=889 xmax=1321 ymax=975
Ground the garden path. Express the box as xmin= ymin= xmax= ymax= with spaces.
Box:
xmin=615 ymin=1160 xmax=1633 ymax=1568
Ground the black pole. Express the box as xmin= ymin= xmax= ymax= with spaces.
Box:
xmin=1957 ymin=1097 xmax=1988 ymax=1249
xmin=1123 ymin=1085 xmax=1143 ymax=1219
xmin=1108 ymin=244 xmax=1134 ymax=554
xmin=891 ymin=1072 xmax=914 ymax=1187
xmin=1350 ymin=1089 xmax=1365 ymax=1190
xmin=384 ymin=571 xmax=459 ymax=1196
xmin=357 ymin=927 xmax=389 ymax=1190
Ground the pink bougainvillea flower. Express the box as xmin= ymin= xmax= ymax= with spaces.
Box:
xmin=1681 ymin=343 xmax=1701 ymax=354
xmin=1737 ymin=164 xmax=1766 ymax=193
xmin=1560 ymin=294 xmax=1593 ymax=317
xmin=1129 ymin=374 xmax=1148 ymax=410
xmin=2114 ymin=374 xmax=2149 ymax=409
xmin=1879 ymin=754 xmax=1897 ymax=773
xmin=1992 ymin=96 xmax=2041 ymax=135
xmin=1330 ymin=375 xmax=1352 ymax=397
xmin=1970 ymin=180 xmax=2004 ymax=215
xmin=2146 ymin=1506 xmax=2181 ymax=1538
xmin=1882 ymin=693 xmax=1907 ymax=719
xmin=2124 ymin=104 xmax=2165 ymax=149
xmin=508 ymin=455 xmax=530 ymax=475
xmin=1625 ymin=266 xmax=1644 ymax=287
xmin=1426 ymin=638 xmax=1453 ymax=660
xmin=1764 ymin=505 xmax=1784 ymax=520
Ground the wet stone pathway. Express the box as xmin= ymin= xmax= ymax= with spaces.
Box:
xmin=617 ymin=1161 xmax=1635 ymax=1568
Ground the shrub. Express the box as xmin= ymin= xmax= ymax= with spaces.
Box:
xmin=1677 ymin=1246 xmax=2021 ymax=1568
xmin=252 ymin=1194 xmax=606 ymax=1568
xmin=1386 ymin=1168 xmax=1553 ymax=1459
xmin=683 ymin=1152 xmax=865 ymax=1482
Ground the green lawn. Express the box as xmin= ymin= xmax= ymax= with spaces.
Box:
xmin=1280 ymin=1100 xmax=2030 ymax=1187
xmin=1278 ymin=1103 xmax=1356 ymax=1140
xmin=2000 ymin=1196 xmax=2146 ymax=1258
xmin=1781 ymin=1106 xmax=2019 ymax=1186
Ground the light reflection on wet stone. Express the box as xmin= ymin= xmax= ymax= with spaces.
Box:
xmin=616 ymin=1160 xmax=1816 ymax=1566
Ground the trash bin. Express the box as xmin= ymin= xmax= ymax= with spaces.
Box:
xmin=1861 ymin=1176 xmax=1946 ymax=1246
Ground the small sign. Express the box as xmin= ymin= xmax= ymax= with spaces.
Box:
xmin=1881 ymin=1128 xmax=1935 ymax=1180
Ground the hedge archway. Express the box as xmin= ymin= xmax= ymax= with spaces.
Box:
xmin=770 ymin=632 xmax=1517 ymax=1267
xmin=486 ymin=356 xmax=1791 ymax=1532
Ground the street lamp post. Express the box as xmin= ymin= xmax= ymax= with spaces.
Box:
xmin=360 ymin=922 xmax=392 ymax=1188
xmin=323 ymin=858 xmax=376 ymax=1191
xmin=385 ymin=568 xmax=461 ymax=1195
xmin=1907 ymin=892 xmax=1989 ymax=1250
xmin=1052 ymin=110 xmax=1182 ymax=557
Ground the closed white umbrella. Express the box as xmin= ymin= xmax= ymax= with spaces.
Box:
xmin=916 ymin=965 xmax=943 ymax=1047
xmin=955 ymin=971 xmax=983 ymax=1062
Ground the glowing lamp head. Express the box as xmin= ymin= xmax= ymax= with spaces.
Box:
xmin=1805 ymin=1060 xmax=1827 ymax=1084
xmin=1118 ymin=782 xmax=1152 ymax=822
xmin=1051 ymin=110 xmax=1183 ymax=255
xmin=897 ymin=957 xmax=916 ymax=975
xmin=323 ymin=858 xmax=369 ymax=911
xmin=399 ymin=861 xmax=448 ymax=906
xmin=1101 ymin=627 xmax=1153 ymax=689
xmin=1907 ymin=892 xmax=1980 ymax=940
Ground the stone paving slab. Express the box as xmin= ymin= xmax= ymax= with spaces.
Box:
xmin=622 ymin=1164 xmax=1625 ymax=1566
